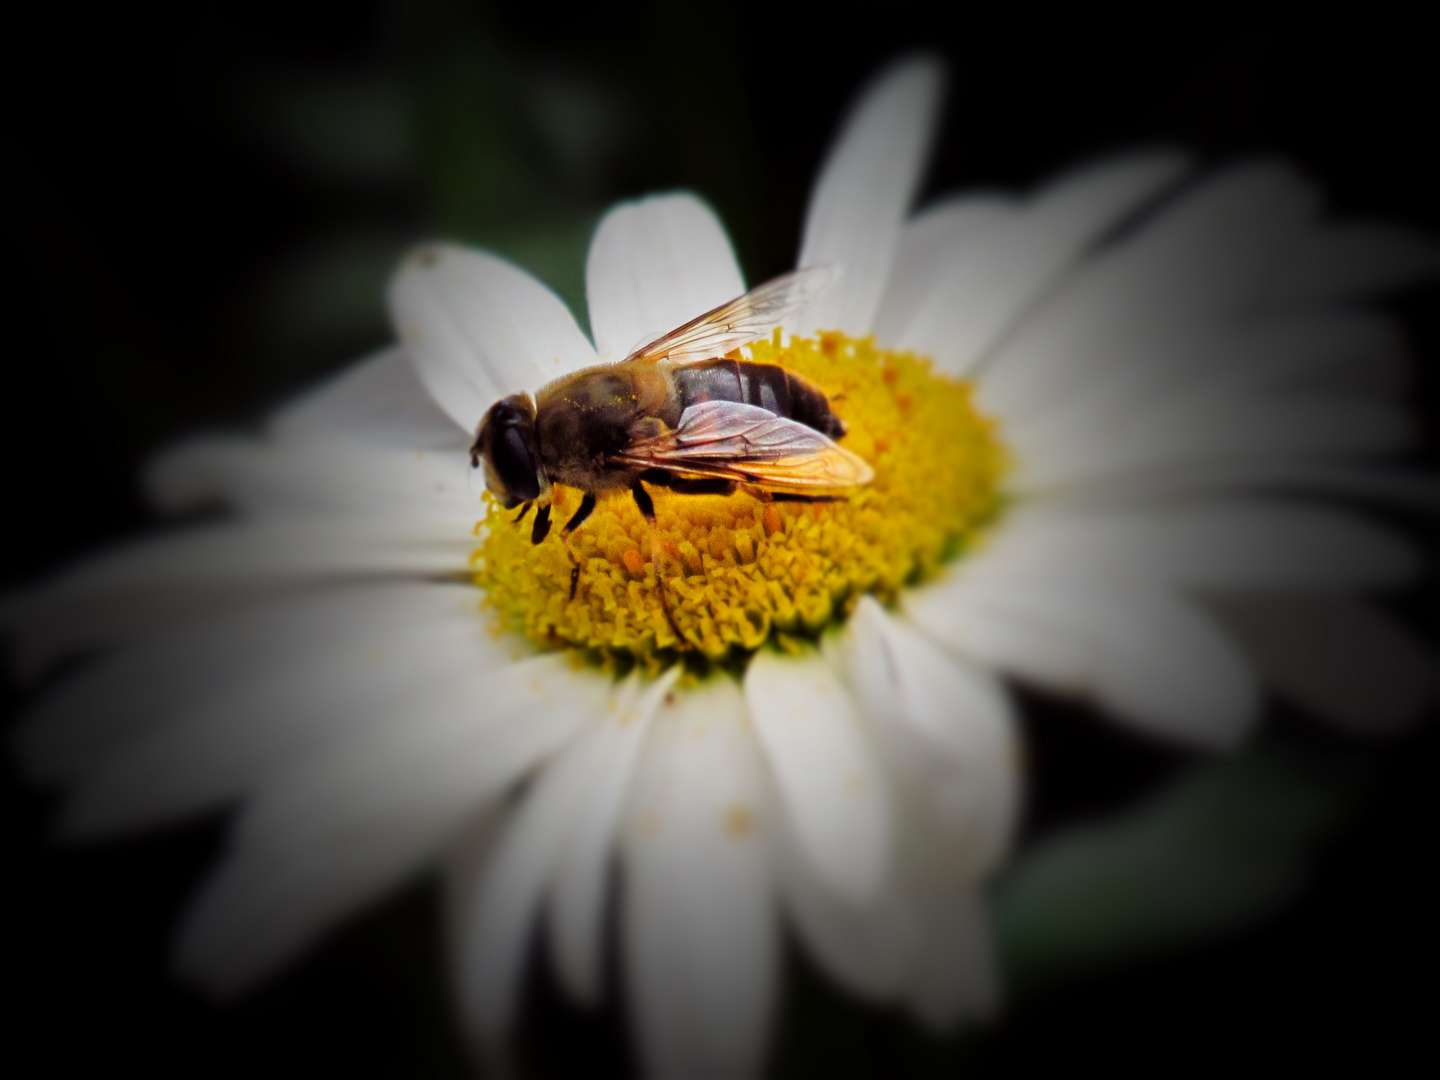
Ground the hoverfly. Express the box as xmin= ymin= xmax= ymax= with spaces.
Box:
xmin=471 ymin=265 xmax=874 ymax=633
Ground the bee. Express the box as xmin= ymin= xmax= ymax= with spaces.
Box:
xmin=471 ymin=265 xmax=873 ymax=632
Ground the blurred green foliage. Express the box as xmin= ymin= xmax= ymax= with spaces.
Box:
xmin=230 ymin=3 xmax=774 ymax=365
xmin=994 ymin=745 xmax=1365 ymax=993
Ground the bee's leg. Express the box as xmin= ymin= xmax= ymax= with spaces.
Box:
xmin=531 ymin=503 xmax=552 ymax=544
xmin=562 ymin=492 xmax=597 ymax=535
xmin=639 ymin=468 xmax=735 ymax=497
xmin=631 ymin=479 xmax=686 ymax=646
xmin=561 ymin=493 xmax=596 ymax=601
xmin=771 ymin=492 xmax=843 ymax=504
xmin=744 ymin=486 xmax=842 ymax=511
xmin=631 ymin=476 xmax=657 ymax=525
xmin=661 ymin=477 xmax=737 ymax=496
xmin=513 ymin=502 xmax=533 ymax=524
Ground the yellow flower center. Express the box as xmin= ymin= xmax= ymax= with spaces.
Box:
xmin=473 ymin=332 xmax=1006 ymax=669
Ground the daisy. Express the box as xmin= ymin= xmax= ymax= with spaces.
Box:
xmin=6 ymin=55 xmax=1437 ymax=1078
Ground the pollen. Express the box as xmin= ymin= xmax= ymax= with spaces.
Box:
xmin=473 ymin=333 xmax=1007 ymax=667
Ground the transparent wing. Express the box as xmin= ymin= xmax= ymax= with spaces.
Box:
xmin=614 ymin=400 xmax=874 ymax=489
xmin=624 ymin=265 xmax=840 ymax=365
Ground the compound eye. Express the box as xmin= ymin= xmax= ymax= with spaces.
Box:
xmin=492 ymin=424 xmax=541 ymax=502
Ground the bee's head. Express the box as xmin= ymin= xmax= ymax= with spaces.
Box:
xmin=472 ymin=393 xmax=542 ymax=507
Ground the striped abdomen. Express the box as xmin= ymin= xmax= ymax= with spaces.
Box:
xmin=670 ymin=359 xmax=845 ymax=439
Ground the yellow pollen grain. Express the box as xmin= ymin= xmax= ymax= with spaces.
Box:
xmin=473 ymin=332 xmax=1007 ymax=667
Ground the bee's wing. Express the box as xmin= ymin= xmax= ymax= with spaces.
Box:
xmin=624 ymin=266 xmax=839 ymax=365
xmin=614 ymin=400 xmax=874 ymax=489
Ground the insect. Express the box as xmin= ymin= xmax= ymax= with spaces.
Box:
xmin=470 ymin=265 xmax=874 ymax=634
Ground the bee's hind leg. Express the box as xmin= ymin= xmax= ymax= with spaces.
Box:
xmin=631 ymin=479 xmax=687 ymax=648
xmin=561 ymin=493 xmax=596 ymax=601
xmin=743 ymin=486 xmax=843 ymax=505
xmin=653 ymin=475 xmax=737 ymax=497
xmin=770 ymin=492 xmax=843 ymax=504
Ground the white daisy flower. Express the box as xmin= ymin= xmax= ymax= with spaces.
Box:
xmin=6 ymin=56 xmax=1437 ymax=1078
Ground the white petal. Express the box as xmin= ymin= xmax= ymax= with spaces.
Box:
xmin=146 ymin=436 xmax=480 ymax=519
xmin=743 ymin=650 xmax=892 ymax=902
xmin=19 ymin=517 xmax=472 ymax=595
xmin=1269 ymin=221 xmax=1440 ymax=303
xmin=1 ymin=582 xmax=273 ymax=685
xmin=0 ymin=521 xmax=476 ymax=681
xmin=1208 ymin=594 xmax=1439 ymax=735
xmin=771 ymin=811 xmax=913 ymax=1001
xmin=906 ymin=573 xmax=1260 ymax=750
xmin=623 ymin=677 xmax=776 ymax=1080
xmin=454 ymin=688 xmax=632 ymax=1041
xmin=440 ymin=806 xmax=507 ymax=1009
xmin=796 ymin=56 xmax=944 ymax=337
xmin=1011 ymin=396 xmax=1413 ymax=493
xmin=873 ymin=194 xmax=1014 ymax=349
xmin=886 ymin=152 xmax=1190 ymax=378
xmin=1005 ymin=308 xmax=1409 ymax=467
xmin=55 ymin=589 xmax=510 ymax=836
xmin=970 ymin=500 xmax=1420 ymax=593
xmin=387 ymin=244 xmax=598 ymax=431
xmin=15 ymin=583 xmax=491 ymax=784
xmin=977 ymin=161 xmax=1320 ymax=424
xmin=1009 ymin=461 xmax=1440 ymax=511
xmin=176 ymin=798 xmax=502 ymax=998
xmin=841 ymin=597 xmax=1020 ymax=877
xmin=2 ymin=514 xmax=480 ymax=681
xmin=174 ymin=655 xmax=609 ymax=993
xmin=265 ymin=347 xmax=468 ymax=449
xmin=548 ymin=667 xmax=680 ymax=1004
xmin=903 ymin=884 xmax=997 ymax=1031
xmin=1188 ymin=309 xmax=1407 ymax=396
xmin=773 ymin=695 xmax=1005 ymax=1022
xmin=234 ymin=653 xmax=606 ymax=855
xmin=586 ymin=194 xmax=746 ymax=363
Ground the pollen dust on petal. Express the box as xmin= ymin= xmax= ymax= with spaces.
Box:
xmin=722 ymin=803 xmax=755 ymax=840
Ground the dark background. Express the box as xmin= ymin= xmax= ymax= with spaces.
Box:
xmin=3 ymin=2 xmax=1437 ymax=1076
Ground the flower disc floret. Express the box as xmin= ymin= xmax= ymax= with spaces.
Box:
xmin=474 ymin=332 xmax=1007 ymax=664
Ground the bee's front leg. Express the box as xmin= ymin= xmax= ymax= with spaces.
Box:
xmin=530 ymin=503 xmax=552 ymax=544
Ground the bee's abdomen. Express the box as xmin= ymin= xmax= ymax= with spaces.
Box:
xmin=672 ymin=359 xmax=845 ymax=439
